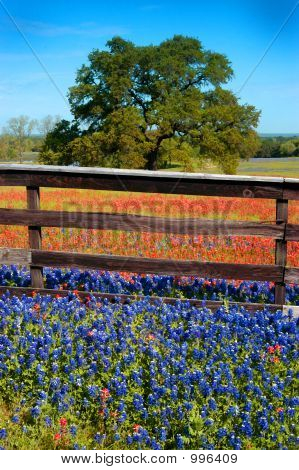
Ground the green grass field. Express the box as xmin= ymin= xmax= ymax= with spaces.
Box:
xmin=237 ymin=157 xmax=299 ymax=177
xmin=164 ymin=157 xmax=299 ymax=178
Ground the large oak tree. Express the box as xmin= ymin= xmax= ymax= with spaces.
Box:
xmin=40 ymin=35 xmax=260 ymax=173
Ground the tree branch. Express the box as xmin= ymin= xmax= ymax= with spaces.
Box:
xmin=180 ymin=74 xmax=205 ymax=92
xmin=155 ymin=128 xmax=176 ymax=151
xmin=128 ymin=89 xmax=148 ymax=121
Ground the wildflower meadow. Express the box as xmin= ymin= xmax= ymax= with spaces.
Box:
xmin=0 ymin=293 xmax=298 ymax=450
xmin=0 ymin=188 xmax=298 ymax=450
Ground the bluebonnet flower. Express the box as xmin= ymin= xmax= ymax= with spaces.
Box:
xmin=3 ymin=265 xmax=299 ymax=305
xmin=287 ymin=408 xmax=295 ymax=417
xmin=87 ymin=385 xmax=98 ymax=398
xmin=228 ymin=432 xmax=242 ymax=449
xmin=227 ymin=405 xmax=239 ymax=416
xmin=150 ymin=438 xmax=162 ymax=450
xmin=159 ymin=428 xmax=167 ymax=442
xmin=204 ymin=419 xmax=214 ymax=427
xmin=44 ymin=416 xmax=52 ymax=427
xmin=39 ymin=391 xmax=47 ymax=401
xmin=50 ymin=377 xmax=60 ymax=391
xmin=69 ymin=425 xmax=77 ymax=436
xmin=140 ymin=407 xmax=148 ymax=419
xmin=239 ymin=419 xmax=253 ymax=437
xmin=208 ymin=398 xmax=217 ymax=411
xmin=126 ymin=435 xmax=133 ymax=445
xmin=258 ymin=416 xmax=269 ymax=431
xmin=176 ymin=434 xmax=184 ymax=449
xmin=94 ymin=433 xmax=105 ymax=444
xmin=177 ymin=406 xmax=184 ymax=420
xmin=243 ymin=401 xmax=252 ymax=412
xmin=118 ymin=412 xmax=127 ymax=423
xmin=0 ymin=274 xmax=298 ymax=450
xmin=30 ymin=406 xmax=41 ymax=418
xmin=132 ymin=393 xmax=144 ymax=411
xmin=217 ymin=428 xmax=227 ymax=438
xmin=52 ymin=363 xmax=59 ymax=373
xmin=183 ymin=401 xmax=192 ymax=411
xmin=117 ymin=401 xmax=125 ymax=412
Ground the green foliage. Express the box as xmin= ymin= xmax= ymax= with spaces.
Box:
xmin=255 ymin=139 xmax=281 ymax=158
xmin=0 ymin=135 xmax=18 ymax=161
xmin=39 ymin=120 xmax=80 ymax=165
xmin=69 ymin=108 xmax=149 ymax=168
xmin=38 ymin=115 xmax=61 ymax=137
xmin=254 ymin=136 xmax=299 ymax=159
xmin=42 ymin=35 xmax=260 ymax=173
xmin=280 ymin=140 xmax=299 ymax=156
xmin=2 ymin=115 xmax=37 ymax=163
xmin=0 ymin=115 xmax=62 ymax=163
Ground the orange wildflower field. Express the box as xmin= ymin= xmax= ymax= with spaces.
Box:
xmin=0 ymin=187 xmax=298 ymax=267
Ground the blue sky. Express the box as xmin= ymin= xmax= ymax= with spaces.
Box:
xmin=0 ymin=0 xmax=298 ymax=133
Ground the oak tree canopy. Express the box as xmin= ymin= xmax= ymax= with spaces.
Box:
xmin=40 ymin=35 xmax=260 ymax=173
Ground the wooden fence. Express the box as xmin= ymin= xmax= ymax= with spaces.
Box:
xmin=0 ymin=164 xmax=298 ymax=311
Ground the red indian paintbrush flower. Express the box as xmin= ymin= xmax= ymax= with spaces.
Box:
xmin=100 ymin=388 xmax=110 ymax=401
xmin=59 ymin=418 xmax=67 ymax=428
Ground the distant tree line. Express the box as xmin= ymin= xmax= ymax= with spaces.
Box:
xmin=1 ymin=114 xmax=297 ymax=167
xmin=254 ymin=136 xmax=299 ymax=158
xmin=0 ymin=115 xmax=60 ymax=163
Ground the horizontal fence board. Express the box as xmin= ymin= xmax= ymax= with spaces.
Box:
xmin=283 ymin=189 xmax=299 ymax=201
xmin=285 ymin=224 xmax=299 ymax=241
xmin=0 ymin=285 xmax=285 ymax=314
xmin=0 ymin=165 xmax=298 ymax=199
xmin=283 ymin=179 xmax=299 ymax=201
xmin=285 ymin=267 xmax=299 ymax=283
xmin=0 ymin=173 xmax=284 ymax=199
xmin=0 ymin=248 xmax=286 ymax=282
xmin=0 ymin=208 xmax=288 ymax=238
xmin=0 ymin=248 xmax=31 ymax=265
xmin=26 ymin=249 xmax=284 ymax=282
xmin=0 ymin=164 xmax=287 ymax=199
xmin=0 ymin=164 xmax=286 ymax=182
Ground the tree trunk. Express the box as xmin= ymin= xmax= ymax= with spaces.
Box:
xmin=18 ymin=140 xmax=23 ymax=164
xmin=146 ymin=151 xmax=158 ymax=171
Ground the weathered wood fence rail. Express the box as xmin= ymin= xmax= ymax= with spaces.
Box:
xmin=0 ymin=164 xmax=298 ymax=310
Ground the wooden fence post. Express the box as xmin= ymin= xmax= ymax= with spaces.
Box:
xmin=275 ymin=199 xmax=288 ymax=304
xmin=27 ymin=186 xmax=43 ymax=288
